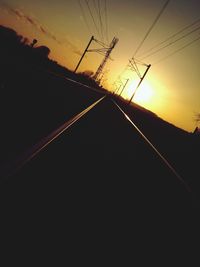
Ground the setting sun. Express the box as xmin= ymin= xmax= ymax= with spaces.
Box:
xmin=123 ymin=80 xmax=154 ymax=105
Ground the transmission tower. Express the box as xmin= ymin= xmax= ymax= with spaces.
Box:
xmin=98 ymin=69 xmax=109 ymax=85
xmin=93 ymin=37 xmax=119 ymax=81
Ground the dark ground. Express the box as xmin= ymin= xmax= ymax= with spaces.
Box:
xmin=0 ymin=62 xmax=199 ymax=207
xmin=115 ymin=96 xmax=200 ymax=203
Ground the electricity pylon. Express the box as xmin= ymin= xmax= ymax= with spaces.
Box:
xmin=93 ymin=37 xmax=119 ymax=81
xmin=98 ymin=69 xmax=109 ymax=85
xmin=74 ymin=36 xmax=119 ymax=77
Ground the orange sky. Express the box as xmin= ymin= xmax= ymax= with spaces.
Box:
xmin=1 ymin=0 xmax=200 ymax=132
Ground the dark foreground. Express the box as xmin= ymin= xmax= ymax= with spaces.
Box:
xmin=1 ymin=63 xmax=198 ymax=207
xmin=1 ymin=62 xmax=199 ymax=263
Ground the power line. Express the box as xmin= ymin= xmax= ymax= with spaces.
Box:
xmin=97 ymin=0 xmax=104 ymax=42
xmin=85 ymin=0 xmax=100 ymax=38
xmin=93 ymin=37 xmax=119 ymax=81
xmin=133 ymin=0 xmax=171 ymax=57
xmin=129 ymin=64 xmax=151 ymax=104
xmin=77 ymin=0 xmax=92 ymax=34
xmin=138 ymin=17 xmax=200 ymax=58
xmin=154 ymin=35 xmax=200 ymax=65
xmin=92 ymin=0 xmax=102 ymax=39
xmin=141 ymin=25 xmax=200 ymax=60
xmin=93 ymin=0 xmax=99 ymax=18
xmin=74 ymin=35 xmax=118 ymax=73
xmin=128 ymin=59 xmax=142 ymax=79
xmin=76 ymin=0 xmax=111 ymax=54
xmin=92 ymin=38 xmax=110 ymax=48
xmin=104 ymin=0 xmax=109 ymax=42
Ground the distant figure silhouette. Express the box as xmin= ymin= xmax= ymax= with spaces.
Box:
xmin=31 ymin=39 xmax=37 ymax=48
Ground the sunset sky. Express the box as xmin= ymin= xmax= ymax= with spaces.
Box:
xmin=1 ymin=0 xmax=200 ymax=132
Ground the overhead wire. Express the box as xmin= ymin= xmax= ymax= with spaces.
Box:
xmin=77 ymin=0 xmax=92 ymax=34
xmin=138 ymin=17 xmax=200 ymax=58
xmin=128 ymin=59 xmax=142 ymax=78
xmin=92 ymin=0 xmax=102 ymax=39
xmin=78 ymin=0 xmax=110 ymax=46
xmin=85 ymin=0 xmax=101 ymax=39
xmin=97 ymin=0 xmax=104 ymax=42
xmin=93 ymin=0 xmax=99 ymax=18
xmin=140 ymin=24 xmax=200 ymax=60
xmin=104 ymin=0 xmax=109 ymax=43
xmin=124 ymin=0 xmax=170 ymax=97
xmin=153 ymin=35 xmax=200 ymax=65
xmin=83 ymin=0 xmax=109 ymax=44
xmin=133 ymin=0 xmax=170 ymax=57
xmin=93 ymin=38 xmax=109 ymax=48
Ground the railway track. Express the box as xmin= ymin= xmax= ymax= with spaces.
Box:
xmin=0 ymin=94 xmax=192 ymax=209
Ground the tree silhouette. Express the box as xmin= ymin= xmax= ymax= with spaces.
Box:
xmin=34 ymin=45 xmax=50 ymax=58
xmin=82 ymin=70 xmax=94 ymax=77
xmin=0 ymin=25 xmax=102 ymax=90
xmin=0 ymin=25 xmax=23 ymax=51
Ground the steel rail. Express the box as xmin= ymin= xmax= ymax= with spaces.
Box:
xmin=45 ymin=70 xmax=109 ymax=95
xmin=0 ymin=96 xmax=106 ymax=181
xmin=112 ymin=99 xmax=191 ymax=193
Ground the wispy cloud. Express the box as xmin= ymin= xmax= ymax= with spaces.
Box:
xmin=62 ymin=37 xmax=82 ymax=56
xmin=0 ymin=2 xmax=82 ymax=55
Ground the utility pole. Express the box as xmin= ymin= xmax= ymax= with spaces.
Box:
xmin=128 ymin=64 xmax=151 ymax=104
xmin=93 ymin=37 xmax=118 ymax=81
xmin=115 ymin=84 xmax=122 ymax=94
xmin=119 ymin=79 xmax=129 ymax=96
xmin=74 ymin=36 xmax=94 ymax=73
xmin=98 ymin=69 xmax=109 ymax=85
xmin=113 ymin=79 xmax=122 ymax=95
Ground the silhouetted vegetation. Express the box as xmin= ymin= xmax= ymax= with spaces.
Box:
xmin=0 ymin=25 xmax=104 ymax=90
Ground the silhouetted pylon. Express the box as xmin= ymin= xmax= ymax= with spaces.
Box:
xmin=93 ymin=37 xmax=119 ymax=81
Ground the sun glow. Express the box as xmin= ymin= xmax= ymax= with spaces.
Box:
xmin=123 ymin=80 xmax=154 ymax=106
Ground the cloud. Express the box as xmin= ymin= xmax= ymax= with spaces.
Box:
xmin=0 ymin=2 xmax=82 ymax=55
xmin=1 ymin=2 xmax=60 ymax=44
xmin=24 ymin=15 xmax=38 ymax=28
xmin=62 ymin=37 xmax=82 ymax=56
xmin=12 ymin=9 xmax=24 ymax=19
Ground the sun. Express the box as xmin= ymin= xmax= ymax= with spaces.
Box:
xmin=124 ymin=79 xmax=154 ymax=105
